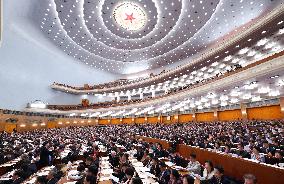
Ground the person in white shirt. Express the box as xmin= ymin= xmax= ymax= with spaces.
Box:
xmin=186 ymin=153 xmax=201 ymax=175
xmin=202 ymin=160 xmax=215 ymax=180
xmin=251 ymin=147 xmax=265 ymax=163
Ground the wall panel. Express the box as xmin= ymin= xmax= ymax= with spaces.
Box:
xmin=162 ymin=116 xmax=170 ymax=124
xmin=4 ymin=123 xmax=16 ymax=133
xmin=122 ymin=118 xmax=133 ymax=124
xmin=196 ymin=112 xmax=214 ymax=122
xmin=0 ymin=105 xmax=283 ymax=131
xmin=171 ymin=115 xmax=178 ymax=124
xmin=148 ymin=117 xmax=159 ymax=123
xmin=178 ymin=114 xmax=193 ymax=123
xmin=247 ymin=105 xmax=283 ymax=120
xmin=135 ymin=117 xmax=146 ymax=124
xmin=111 ymin=118 xmax=120 ymax=125
xmin=98 ymin=119 xmax=110 ymax=125
xmin=47 ymin=121 xmax=56 ymax=129
xmin=218 ymin=109 xmax=242 ymax=121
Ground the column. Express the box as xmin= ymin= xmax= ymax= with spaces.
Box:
xmin=192 ymin=110 xmax=197 ymax=122
xmin=240 ymin=103 xmax=248 ymax=121
xmin=174 ymin=115 xmax=178 ymax=123
xmin=140 ymin=93 xmax=143 ymax=99
xmin=280 ymin=97 xmax=284 ymax=118
xmin=213 ymin=109 xmax=218 ymax=121
xmin=132 ymin=118 xmax=135 ymax=124
xmin=128 ymin=95 xmax=131 ymax=101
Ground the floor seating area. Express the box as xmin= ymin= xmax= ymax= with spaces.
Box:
xmin=0 ymin=121 xmax=283 ymax=184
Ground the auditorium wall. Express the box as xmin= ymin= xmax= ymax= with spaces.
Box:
xmin=122 ymin=118 xmax=133 ymax=124
xmin=218 ymin=109 xmax=242 ymax=121
xmin=135 ymin=117 xmax=146 ymax=124
xmin=247 ymin=105 xmax=283 ymax=120
xmin=148 ymin=117 xmax=159 ymax=123
xmin=178 ymin=114 xmax=193 ymax=123
xmin=0 ymin=105 xmax=283 ymax=132
xmin=98 ymin=119 xmax=110 ymax=125
xmin=111 ymin=118 xmax=121 ymax=125
xmin=196 ymin=112 xmax=215 ymax=122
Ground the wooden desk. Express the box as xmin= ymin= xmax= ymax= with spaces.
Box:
xmin=136 ymin=136 xmax=284 ymax=184
xmin=23 ymin=166 xmax=55 ymax=184
xmin=0 ymin=157 xmax=21 ymax=176
xmin=57 ymin=159 xmax=112 ymax=184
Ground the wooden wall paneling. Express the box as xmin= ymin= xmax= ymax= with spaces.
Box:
xmin=47 ymin=121 xmax=56 ymax=129
xmin=4 ymin=123 xmax=16 ymax=133
xmin=247 ymin=105 xmax=282 ymax=120
xmin=218 ymin=109 xmax=242 ymax=121
xmin=147 ymin=117 xmax=158 ymax=123
xmin=240 ymin=103 xmax=248 ymax=120
xmin=135 ymin=117 xmax=146 ymax=124
xmin=98 ymin=119 xmax=110 ymax=125
xmin=196 ymin=112 xmax=214 ymax=122
xmin=111 ymin=118 xmax=120 ymax=125
xmin=122 ymin=118 xmax=133 ymax=124
xmin=178 ymin=114 xmax=193 ymax=123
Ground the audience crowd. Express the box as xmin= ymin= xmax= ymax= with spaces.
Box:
xmin=52 ymin=70 xmax=164 ymax=91
xmin=0 ymin=120 xmax=282 ymax=183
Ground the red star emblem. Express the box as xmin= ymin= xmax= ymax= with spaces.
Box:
xmin=125 ymin=13 xmax=135 ymax=23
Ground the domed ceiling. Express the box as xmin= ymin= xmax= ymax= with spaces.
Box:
xmin=39 ymin=0 xmax=283 ymax=74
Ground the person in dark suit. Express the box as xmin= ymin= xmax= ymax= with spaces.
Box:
xmin=109 ymin=151 xmax=120 ymax=167
xmin=200 ymin=165 xmax=231 ymax=184
xmin=235 ymin=143 xmax=250 ymax=159
xmin=150 ymin=157 xmax=161 ymax=177
xmin=182 ymin=175 xmax=195 ymax=184
xmin=135 ymin=147 xmax=144 ymax=161
xmin=39 ymin=142 xmax=53 ymax=167
xmin=35 ymin=176 xmax=48 ymax=184
xmin=46 ymin=170 xmax=58 ymax=184
xmin=154 ymin=143 xmax=168 ymax=158
xmin=270 ymin=151 xmax=284 ymax=166
xmin=159 ymin=162 xmax=170 ymax=184
xmin=10 ymin=171 xmax=24 ymax=184
xmin=261 ymin=141 xmax=275 ymax=155
xmin=112 ymin=163 xmax=129 ymax=182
